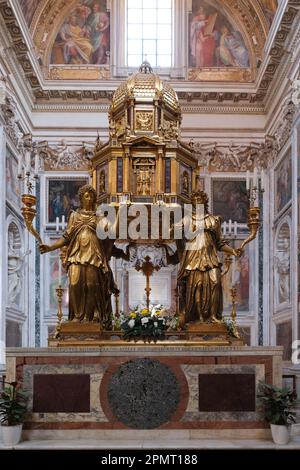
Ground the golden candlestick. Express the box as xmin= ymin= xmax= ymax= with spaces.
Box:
xmin=114 ymin=291 xmax=120 ymax=318
xmin=229 ymin=285 xmax=240 ymax=339
xmin=221 ymin=255 xmax=232 ymax=277
xmin=54 ymin=286 xmax=64 ymax=339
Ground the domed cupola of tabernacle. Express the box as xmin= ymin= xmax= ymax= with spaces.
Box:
xmin=92 ymin=61 xmax=199 ymax=205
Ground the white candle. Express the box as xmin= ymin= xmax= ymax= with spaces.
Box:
xmin=17 ymin=154 xmax=22 ymax=176
xmin=56 ymin=216 xmax=59 ymax=233
xmin=246 ymin=171 xmax=250 ymax=191
xmin=62 ymin=215 xmax=66 ymax=231
xmin=232 ymin=256 xmax=236 ymax=285
xmin=253 ymin=167 xmax=258 ymax=188
xmin=34 ymin=152 xmax=39 ymax=176
xmin=228 ymin=219 xmax=232 ymax=235
xmin=223 ymin=221 xmax=227 ymax=236
xmin=25 ymin=150 xmax=31 ymax=174
xmin=261 ymin=170 xmax=265 ymax=191
xmin=58 ymin=255 xmax=62 ymax=286
xmin=234 ymin=221 xmax=238 ymax=237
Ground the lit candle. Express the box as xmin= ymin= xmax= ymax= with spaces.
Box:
xmin=17 ymin=154 xmax=22 ymax=177
xmin=261 ymin=170 xmax=265 ymax=191
xmin=232 ymin=255 xmax=236 ymax=285
xmin=228 ymin=219 xmax=232 ymax=235
xmin=25 ymin=150 xmax=31 ymax=174
xmin=246 ymin=171 xmax=250 ymax=191
xmin=58 ymin=255 xmax=62 ymax=286
xmin=62 ymin=215 xmax=66 ymax=231
xmin=253 ymin=167 xmax=258 ymax=188
xmin=234 ymin=221 xmax=238 ymax=237
xmin=56 ymin=216 xmax=59 ymax=233
xmin=34 ymin=152 xmax=39 ymax=176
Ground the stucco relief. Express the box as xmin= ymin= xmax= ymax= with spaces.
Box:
xmin=274 ymin=221 xmax=291 ymax=307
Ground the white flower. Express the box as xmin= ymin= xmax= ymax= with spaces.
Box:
xmin=141 ymin=317 xmax=149 ymax=325
xmin=128 ymin=319 xmax=135 ymax=328
xmin=154 ymin=322 xmax=158 ymax=327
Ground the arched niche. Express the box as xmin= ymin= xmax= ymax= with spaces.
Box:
xmin=6 ymin=218 xmax=25 ymax=307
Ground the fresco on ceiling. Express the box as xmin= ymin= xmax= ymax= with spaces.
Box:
xmin=259 ymin=0 xmax=278 ymax=27
xmin=189 ymin=0 xmax=250 ymax=69
xmin=51 ymin=0 xmax=110 ymax=65
xmin=19 ymin=0 xmax=40 ymax=26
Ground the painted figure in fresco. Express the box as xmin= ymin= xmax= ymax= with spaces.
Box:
xmin=51 ymin=192 xmax=63 ymax=219
xmin=19 ymin=0 xmax=40 ymax=26
xmin=261 ymin=0 xmax=278 ymax=27
xmin=176 ymin=191 xmax=242 ymax=325
xmin=218 ymin=25 xmax=249 ymax=67
xmin=60 ymin=14 xmax=93 ymax=64
xmin=87 ymin=3 xmax=110 ymax=64
xmin=276 ymin=156 xmax=292 ymax=214
xmin=190 ymin=7 xmax=218 ymax=67
xmin=40 ymin=185 xmax=118 ymax=327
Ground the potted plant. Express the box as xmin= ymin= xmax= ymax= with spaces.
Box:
xmin=257 ymin=382 xmax=298 ymax=445
xmin=0 ymin=381 xmax=28 ymax=446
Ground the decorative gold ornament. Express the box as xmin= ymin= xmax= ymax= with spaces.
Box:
xmin=54 ymin=285 xmax=64 ymax=339
xmin=135 ymin=112 xmax=153 ymax=131
xmin=240 ymin=207 xmax=260 ymax=251
xmin=229 ymin=285 xmax=240 ymax=339
xmin=21 ymin=194 xmax=43 ymax=244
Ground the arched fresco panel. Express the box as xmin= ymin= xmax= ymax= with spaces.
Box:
xmin=50 ymin=0 xmax=110 ymax=65
xmin=189 ymin=0 xmax=250 ymax=69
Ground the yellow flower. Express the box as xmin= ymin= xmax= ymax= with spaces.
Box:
xmin=141 ymin=309 xmax=149 ymax=316
xmin=130 ymin=312 xmax=137 ymax=318
xmin=155 ymin=310 xmax=161 ymax=316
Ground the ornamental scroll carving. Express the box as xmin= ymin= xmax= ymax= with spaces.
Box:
xmin=190 ymin=139 xmax=276 ymax=172
xmin=39 ymin=141 xmax=93 ymax=171
xmin=0 ymin=95 xmax=23 ymax=148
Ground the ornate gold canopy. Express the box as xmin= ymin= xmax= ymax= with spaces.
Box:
xmin=111 ymin=61 xmax=181 ymax=117
xmin=92 ymin=62 xmax=197 ymax=206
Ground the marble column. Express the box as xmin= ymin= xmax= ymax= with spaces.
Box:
xmin=0 ymin=125 xmax=7 ymax=371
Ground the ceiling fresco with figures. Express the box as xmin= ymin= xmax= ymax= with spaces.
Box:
xmin=14 ymin=0 xmax=278 ymax=82
xmin=1 ymin=0 xmax=297 ymax=108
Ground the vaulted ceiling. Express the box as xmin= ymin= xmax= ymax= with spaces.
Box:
xmin=0 ymin=0 xmax=299 ymax=110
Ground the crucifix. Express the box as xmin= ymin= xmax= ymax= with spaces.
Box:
xmin=136 ymin=256 xmax=160 ymax=311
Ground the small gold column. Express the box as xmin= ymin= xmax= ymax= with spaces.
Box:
xmin=123 ymin=149 xmax=130 ymax=192
xmin=171 ymin=158 xmax=178 ymax=194
xmin=92 ymin=169 xmax=97 ymax=191
xmin=130 ymin=99 xmax=134 ymax=133
xmin=156 ymin=149 xmax=163 ymax=193
xmin=109 ymin=158 xmax=117 ymax=194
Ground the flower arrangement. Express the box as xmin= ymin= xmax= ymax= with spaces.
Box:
xmin=222 ymin=316 xmax=240 ymax=338
xmin=121 ymin=304 xmax=177 ymax=342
